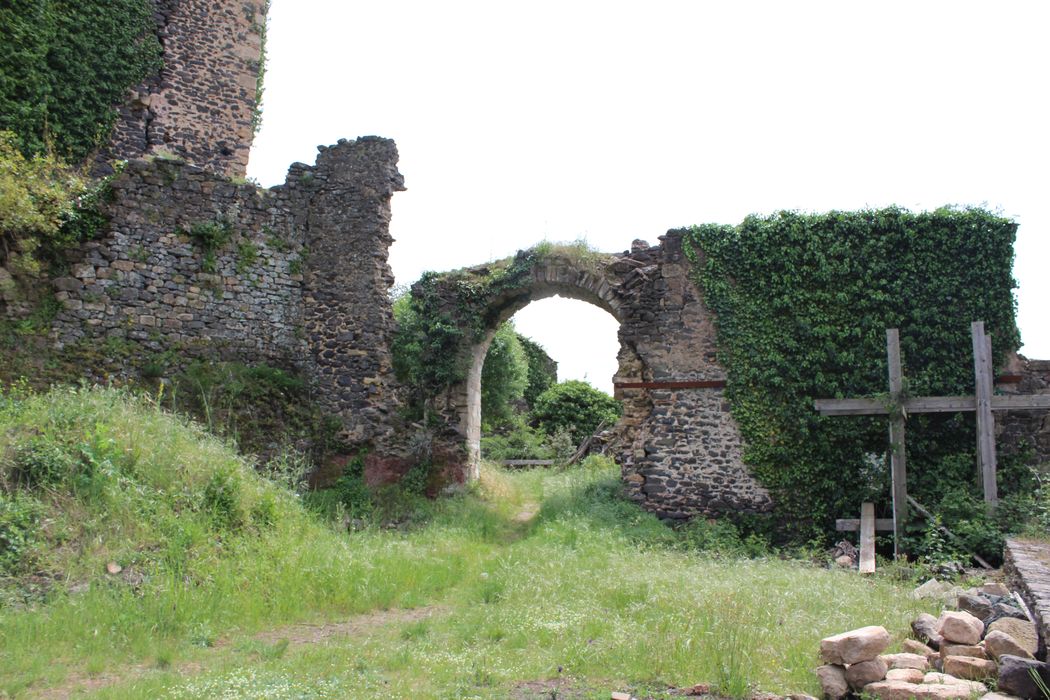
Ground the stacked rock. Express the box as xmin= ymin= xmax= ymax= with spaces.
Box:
xmin=816 ymin=586 xmax=1048 ymax=700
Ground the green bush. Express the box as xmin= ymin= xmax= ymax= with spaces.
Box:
xmin=481 ymin=423 xmax=553 ymax=461
xmin=532 ymin=380 xmax=621 ymax=443
xmin=480 ymin=322 xmax=528 ymax=430
xmin=519 ymin=335 xmax=557 ymax=408
xmin=0 ymin=131 xmax=93 ymax=276
xmin=0 ymin=491 xmax=41 ymax=574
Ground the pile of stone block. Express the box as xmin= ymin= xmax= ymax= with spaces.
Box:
xmin=817 ymin=584 xmax=1049 ymax=700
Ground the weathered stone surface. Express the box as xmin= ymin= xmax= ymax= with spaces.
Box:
xmin=943 ymin=655 xmax=997 ymax=680
xmin=902 ymin=638 xmax=937 ymax=659
xmin=987 ymin=618 xmax=1039 ymax=658
xmin=983 ymin=630 xmax=1034 ymax=660
xmin=820 ymin=626 xmax=892 ymax=665
xmin=937 ymin=611 xmax=985 ymax=645
xmin=865 ymin=680 xmax=985 ymax=700
xmin=940 ymin=644 xmax=988 ymax=661
xmin=980 ymin=693 xmax=1023 ymax=700
xmin=846 ymin=657 xmax=889 ymax=690
xmin=99 ymin=0 xmax=266 ymax=177
xmin=815 ymin=664 xmax=849 ymax=700
xmin=881 ymin=653 xmax=930 ymax=671
xmin=997 ymin=655 xmax=1050 ymax=699
xmin=958 ymin=593 xmax=994 ymax=620
xmin=983 ymin=582 xmax=1011 ymax=597
xmin=923 ymin=672 xmax=989 ymax=691
xmin=885 ymin=668 xmax=924 ymax=683
xmin=914 ymin=612 xmax=944 ymax=648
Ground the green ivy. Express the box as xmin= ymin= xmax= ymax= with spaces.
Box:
xmin=0 ymin=0 xmax=162 ymax=161
xmin=392 ymin=242 xmax=613 ymax=408
xmin=683 ymin=207 xmax=1019 ymax=545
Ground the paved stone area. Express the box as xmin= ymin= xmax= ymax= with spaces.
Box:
xmin=1004 ymin=537 xmax=1050 ymax=658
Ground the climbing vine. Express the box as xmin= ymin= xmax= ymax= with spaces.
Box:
xmin=0 ymin=0 xmax=162 ymax=160
xmin=392 ymin=242 xmax=610 ymax=418
xmin=683 ymin=207 xmax=1020 ymax=544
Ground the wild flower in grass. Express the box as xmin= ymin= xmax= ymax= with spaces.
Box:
xmin=166 ymin=668 xmax=346 ymax=699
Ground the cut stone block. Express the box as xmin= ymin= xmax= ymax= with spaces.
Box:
xmin=815 ymin=664 xmax=849 ymax=700
xmin=880 ymin=652 xmax=930 ymax=671
xmin=937 ymin=611 xmax=984 ymax=645
xmin=820 ymin=626 xmax=891 ymax=665
xmin=983 ymin=630 xmax=1034 ymax=661
xmin=846 ymin=657 xmax=888 ymax=690
xmin=987 ymin=618 xmax=1038 ymax=657
xmin=942 ymin=655 xmax=997 ymax=680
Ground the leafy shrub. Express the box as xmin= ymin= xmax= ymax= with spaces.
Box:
xmin=0 ymin=491 xmax=41 ymax=574
xmin=481 ymin=423 xmax=552 ymax=461
xmin=480 ymin=323 xmax=528 ymax=429
xmin=0 ymin=131 xmax=92 ymax=276
xmin=333 ymin=452 xmax=372 ymax=517
xmin=202 ymin=469 xmax=245 ymax=529
xmin=10 ymin=436 xmax=77 ymax=487
xmin=519 ymin=335 xmax=557 ymax=408
xmin=532 ymin=380 xmax=621 ymax=443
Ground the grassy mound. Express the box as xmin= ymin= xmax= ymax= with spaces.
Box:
xmin=0 ymin=387 xmax=939 ymax=699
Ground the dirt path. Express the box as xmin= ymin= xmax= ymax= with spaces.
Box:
xmin=513 ymin=501 xmax=540 ymax=524
xmin=30 ymin=606 xmax=442 ymax=699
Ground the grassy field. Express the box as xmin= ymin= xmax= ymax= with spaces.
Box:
xmin=0 ymin=387 xmax=939 ymax=699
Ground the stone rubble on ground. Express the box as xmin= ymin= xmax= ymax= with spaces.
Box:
xmin=815 ymin=579 xmax=1047 ymax=700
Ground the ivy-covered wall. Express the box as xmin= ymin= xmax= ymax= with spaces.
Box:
xmin=0 ymin=0 xmax=161 ymax=161
xmin=0 ymin=0 xmax=266 ymax=177
xmin=684 ymin=207 xmax=1021 ymax=541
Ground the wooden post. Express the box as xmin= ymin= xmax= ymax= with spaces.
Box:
xmin=971 ymin=321 xmax=998 ymax=508
xmin=859 ymin=502 xmax=876 ymax=573
xmin=886 ymin=329 xmax=907 ymax=559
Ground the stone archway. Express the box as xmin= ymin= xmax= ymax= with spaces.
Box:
xmin=413 ymin=234 xmax=773 ymax=519
xmin=458 ymin=256 xmax=628 ymax=479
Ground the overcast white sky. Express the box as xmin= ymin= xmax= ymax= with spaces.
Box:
xmin=248 ymin=1 xmax=1048 ymax=394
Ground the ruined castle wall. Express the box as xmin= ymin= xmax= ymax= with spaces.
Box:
xmin=51 ymin=138 xmax=406 ymax=449
xmin=614 ymin=232 xmax=773 ymax=519
xmin=51 ymin=157 xmax=307 ymax=363
xmin=998 ymin=358 xmax=1050 ymax=465
xmin=299 ymin=138 xmax=406 ymax=445
xmin=102 ymin=0 xmax=266 ymax=177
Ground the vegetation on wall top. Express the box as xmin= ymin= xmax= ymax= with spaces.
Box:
xmin=0 ymin=0 xmax=162 ymax=161
xmin=684 ymin=206 xmax=1023 ymax=553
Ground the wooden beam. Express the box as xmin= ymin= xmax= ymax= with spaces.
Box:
xmin=859 ymin=502 xmax=876 ymax=573
xmin=991 ymin=394 xmax=1050 ymax=410
xmin=972 ymin=321 xmax=998 ymax=507
xmin=500 ymin=459 xmax=555 ymax=467
xmin=836 ymin=518 xmax=895 ymax=532
xmin=887 ymin=329 xmax=907 ymax=558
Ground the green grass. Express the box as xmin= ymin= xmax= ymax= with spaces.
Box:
xmin=0 ymin=387 xmax=938 ymax=699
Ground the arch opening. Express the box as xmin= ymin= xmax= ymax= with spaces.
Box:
xmin=468 ymin=295 xmax=629 ymax=471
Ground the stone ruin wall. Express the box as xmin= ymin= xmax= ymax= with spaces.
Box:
xmin=99 ymin=0 xmax=266 ymax=177
xmin=998 ymin=358 xmax=1050 ymax=466
xmin=49 ymin=137 xmax=406 ymax=455
xmin=613 ymin=233 xmax=774 ymax=519
xmin=425 ymin=233 xmax=775 ymax=518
